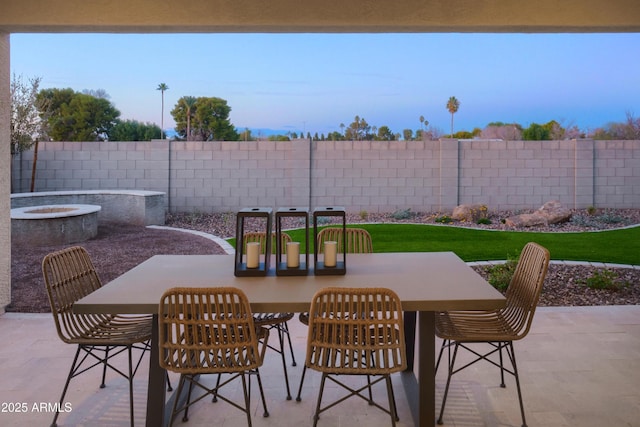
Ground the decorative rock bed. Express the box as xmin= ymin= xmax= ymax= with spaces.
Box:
xmin=11 ymin=204 xmax=101 ymax=246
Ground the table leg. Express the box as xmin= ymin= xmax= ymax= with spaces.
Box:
xmin=404 ymin=311 xmax=416 ymax=371
xmin=419 ymin=310 xmax=436 ymax=426
xmin=401 ymin=310 xmax=436 ymax=426
xmin=146 ymin=314 xmax=166 ymax=427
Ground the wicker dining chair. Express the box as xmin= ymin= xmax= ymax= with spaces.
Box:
xmin=42 ymin=246 xmax=152 ymax=427
xmin=435 ymin=242 xmax=550 ymax=427
xmin=305 ymin=287 xmax=406 ymax=426
xmin=242 ymin=231 xmax=297 ymax=400
xmin=296 ymin=227 xmax=373 ymax=402
xmin=158 ymin=287 xmax=269 ymax=427
xmin=315 ymin=226 xmax=374 ymax=254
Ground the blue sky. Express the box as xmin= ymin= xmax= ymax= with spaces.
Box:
xmin=10 ymin=33 xmax=640 ymax=136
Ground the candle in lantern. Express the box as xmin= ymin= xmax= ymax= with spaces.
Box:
xmin=286 ymin=241 xmax=300 ymax=268
xmin=246 ymin=242 xmax=260 ymax=268
xmin=324 ymin=241 xmax=338 ymax=267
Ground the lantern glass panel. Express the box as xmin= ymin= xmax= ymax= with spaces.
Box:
xmin=234 ymin=207 xmax=273 ymax=277
xmin=275 ymin=207 xmax=309 ymax=276
xmin=313 ymin=207 xmax=346 ymax=275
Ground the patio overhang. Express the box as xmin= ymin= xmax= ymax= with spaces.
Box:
xmin=1 ymin=0 xmax=640 ymax=34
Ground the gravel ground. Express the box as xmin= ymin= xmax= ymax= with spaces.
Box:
xmin=9 ymin=223 xmax=224 ymax=313
xmin=165 ymin=207 xmax=640 ymax=237
xmin=9 ymin=208 xmax=639 ymax=313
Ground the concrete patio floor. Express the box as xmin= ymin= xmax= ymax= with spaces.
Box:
xmin=1 ymin=305 xmax=639 ymax=427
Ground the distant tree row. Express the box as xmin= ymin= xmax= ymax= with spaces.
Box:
xmin=9 ymin=77 xmax=162 ymax=152
xmin=9 ymin=75 xmax=640 ymax=152
xmin=34 ymin=88 xmax=162 ymax=142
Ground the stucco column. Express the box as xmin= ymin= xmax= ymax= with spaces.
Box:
xmin=0 ymin=33 xmax=11 ymax=312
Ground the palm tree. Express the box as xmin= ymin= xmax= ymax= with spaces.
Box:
xmin=156 ymin=83 xmax=169 ymax=139
xmin=419 ymin=115 xmax=425 ymax=131
xmin=182 ymin=96 xmax=197 ymax=141
xmin=446 ymin=96 xmax=460 ymax=137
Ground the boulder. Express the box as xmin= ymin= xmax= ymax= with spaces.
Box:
xmin=452 ymin=204 xmax=488 ymax=222
xmin=505 ymin=200 xmax=572 ymax=228
xmin=504 ymin=213 xmax=547 ymax=228
xmin=537 ymin=200 xmax=572 ymax=224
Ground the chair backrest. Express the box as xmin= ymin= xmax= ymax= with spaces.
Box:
xmin=42 ymin=246 xmax=109 ymax=343
xmin=503 ymin=242 xmax=550 ymax=339
xmin=243 ymin=231 xmax=291 ymax=254
xmin=158 ymin=287 xmax=262 ymax=375
xmin=317 ymin=227 xmax=373 ymax=254
xmin=306 ymin=287 xmax=406 ymax=375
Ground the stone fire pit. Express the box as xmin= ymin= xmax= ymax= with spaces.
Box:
xmin=11 ymin=204 xmax=101 ymax=246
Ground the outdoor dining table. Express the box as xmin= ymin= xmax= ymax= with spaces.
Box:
xmin=73 ymin=252 xmax=505 ymax=427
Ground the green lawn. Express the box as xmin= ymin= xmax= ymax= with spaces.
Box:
xmin=234 ymin=224 xmax=640 ymax=265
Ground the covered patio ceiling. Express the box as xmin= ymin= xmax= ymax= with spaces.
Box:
xmin=2 ymin=0 xmax=640 ymax=33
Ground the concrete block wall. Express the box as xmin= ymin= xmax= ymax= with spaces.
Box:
xmin=594 ymin=140 xmax=640 ymax=207
xmin=459 ymin=139 xmax=584 ymax=210
xmin=11 ymin=138 xmax=640 ymax=214
xmin=13 ymin=140 xmax=170 ymax=193
xmin=167 ymin=140 xmax=311 ymax=212
xmin=312 ymin=140 xmax=442 ymax=213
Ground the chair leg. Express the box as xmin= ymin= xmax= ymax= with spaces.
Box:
xmin=51 ymin=346 xmax=82 ymax=427
xmin=100 ymin=345 xmax=110 ymax=388
xmin=437 ymin=342 xmax=460 ymax=425
xmin=385 ymin=375 xmax=398 ymax=427
xmin=167 ymin=374 xmax=187 ymax=427
xmin=182 ymin=377 xmax=195 ymax=422
xmin=240 ymin=373 xmax=253 ymax=427
xmin=388 ymin=373 xmax=400 ymax=422
xmin=127 ymin=345 xmax=135 ymax=427
xmin=254 ymin=368 xmax=270 ymax=417
xmin=365 ymin=370 xmax=400 ymax=421
xmin=282 ymin=321 xmax=297 ymax=366
xmin=508 ymin=342 xmax=528 ymax=427
xmin=367 ymin=374 xmax=374 ymax=405
xmin=211 ymin=373 xmax=222 ymax=402
xmin=313 ymin=373 xmax=328 ymax=427
xmin=499 ymin=342 xmax=506 ymax=388
xmin=435 ymin=339 xmax=449 ymax=374
xmin=276 ymin=324 xmax=293 ymax=400
xmin=295 ymin=365 xmax=307 ymax=402
xmin=166 ymin=372 xmax=173 ymax=392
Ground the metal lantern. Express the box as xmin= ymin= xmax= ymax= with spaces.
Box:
xmin=313 ymin=206 xmax=346 ymax=275
xmin=234 ymin=207 xmax=273 ymax=277
xmin=275 ymin=207 xmax=309 ymax=276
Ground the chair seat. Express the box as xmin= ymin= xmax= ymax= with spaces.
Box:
xmin=435 ymin=310 xmax=516 ymax=342
xmin=70 ymin=314 xmax=153 ymax=345
xmin=199 ymin=324 xmax=269 ymax=345
xmin=253 ymin=312 xmax=294 ymax=327
xmin=298 ymin=312 xmax=309 ymax=325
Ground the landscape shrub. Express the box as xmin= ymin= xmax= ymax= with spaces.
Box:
xmin=582 ymin=269 xmax=629 ymax=290
xmin=486 ymin=251 xmax=519 ymax=291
